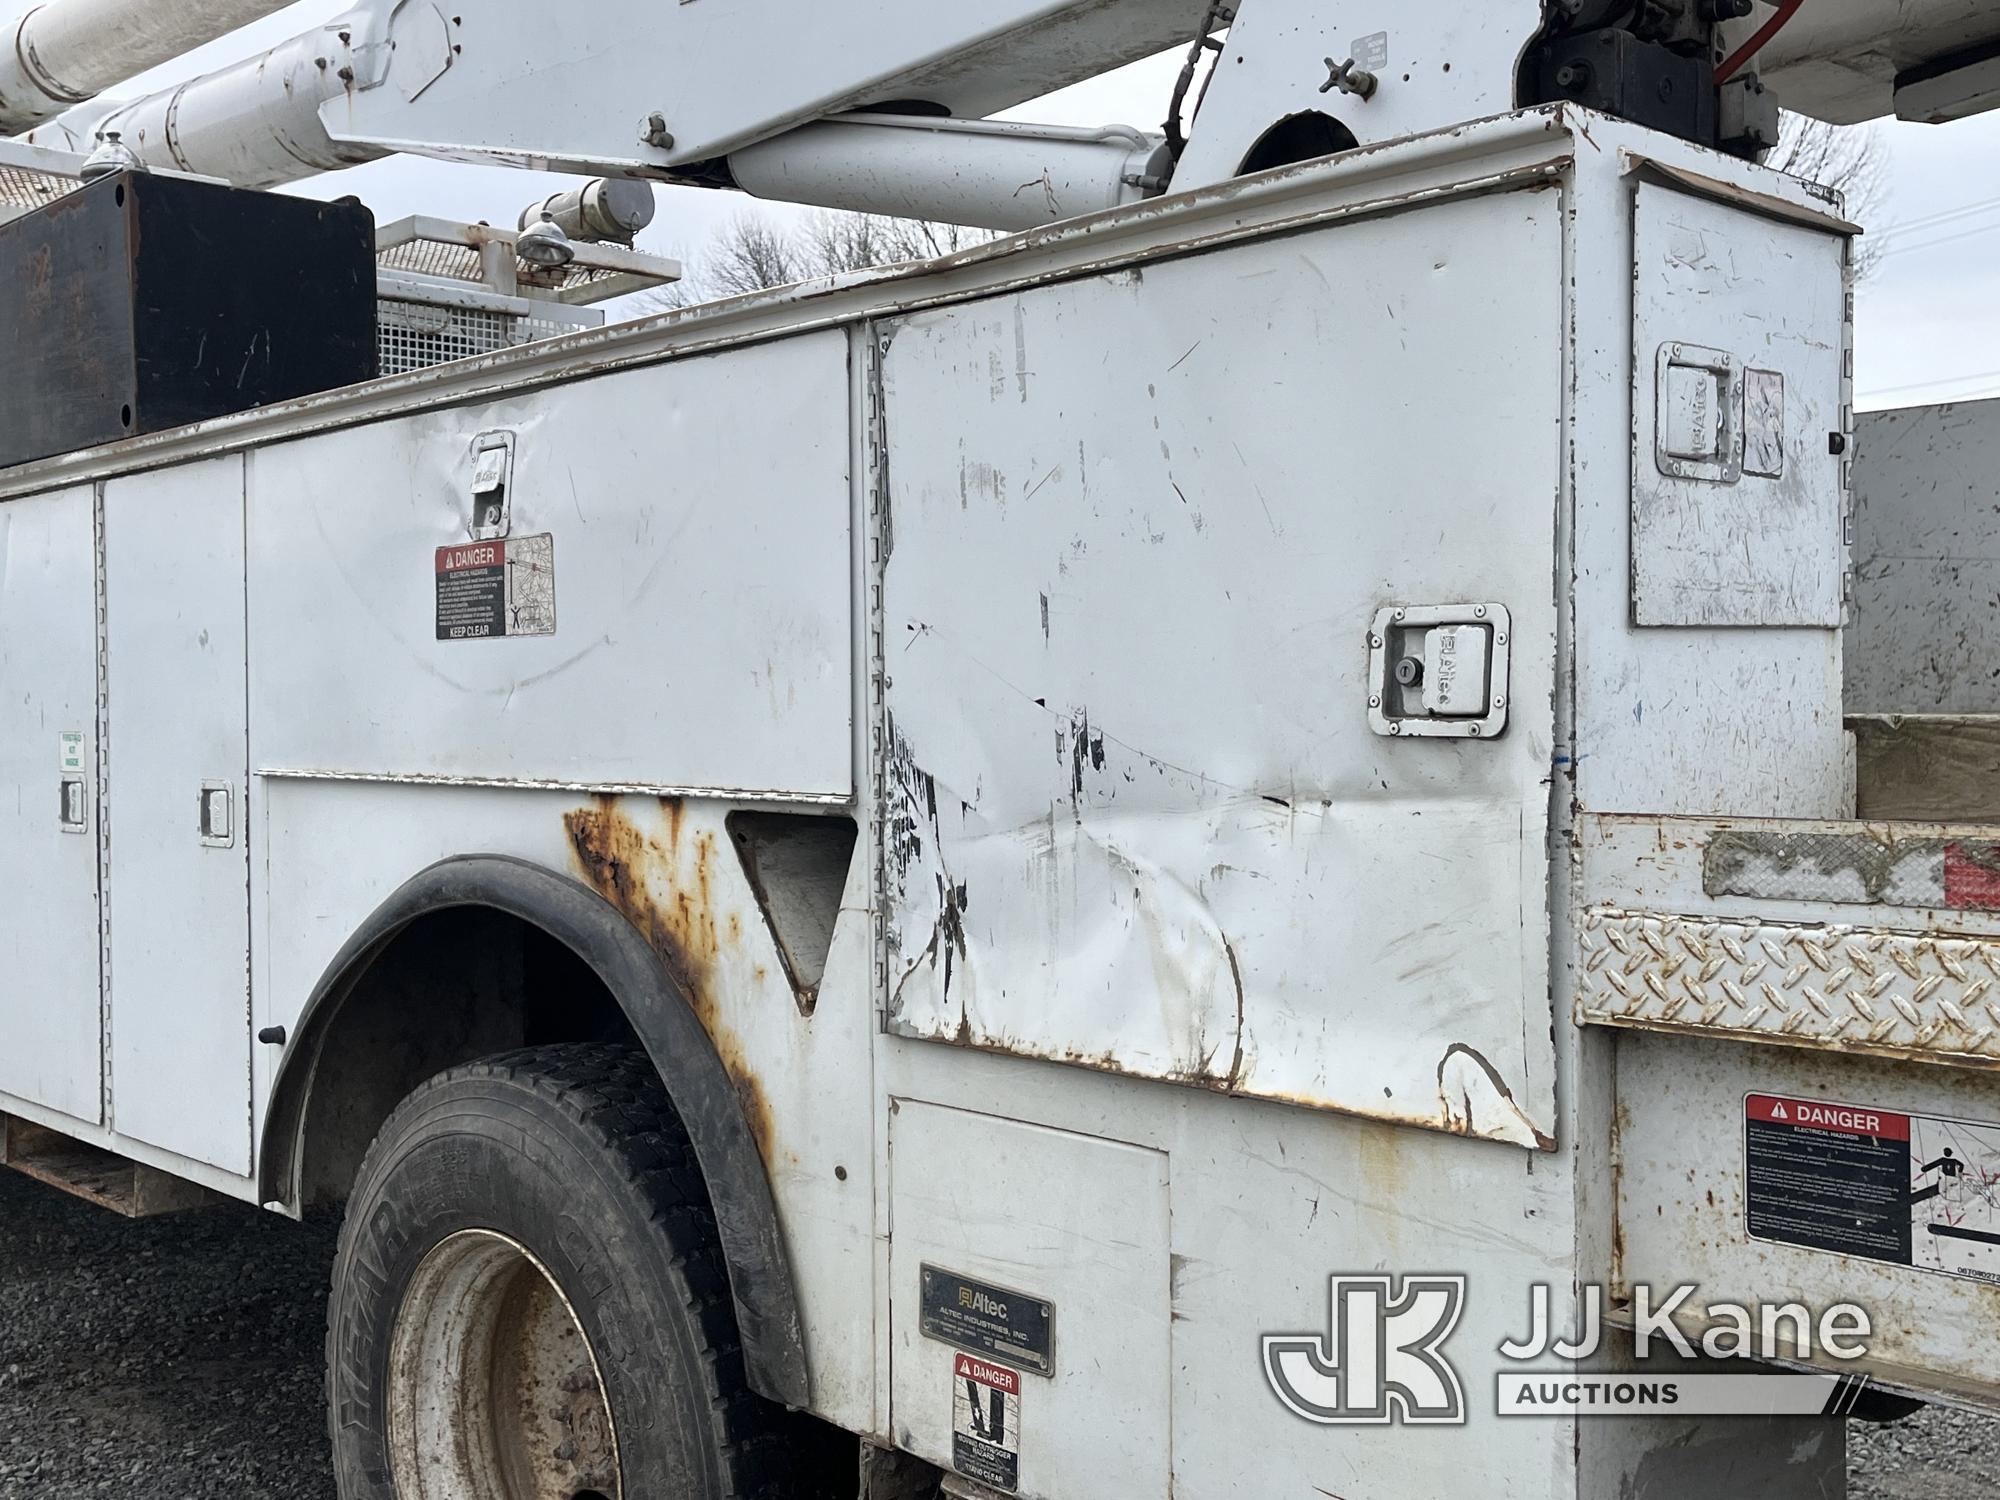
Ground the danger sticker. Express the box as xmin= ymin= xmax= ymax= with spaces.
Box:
xmin=434 ymin=534 xmax=556 ymax=641
xmin=1746 ymin=1093 xmax=2000 ymax=1283
xmin=951 ymin=1353 xmax=1021 ymax=1493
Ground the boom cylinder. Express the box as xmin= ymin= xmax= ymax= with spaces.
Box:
xmin=0 ymin=0 xmax=295 ymax=132
xmin=726 ymin=114 xmax=1170 ymax=232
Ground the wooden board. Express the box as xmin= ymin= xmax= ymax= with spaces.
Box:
xmin=1851 ymin=715 xmax=2000 ymax=823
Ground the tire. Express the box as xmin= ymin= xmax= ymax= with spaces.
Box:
xmin=327 ymin=1043 xmax=839 ymax=1500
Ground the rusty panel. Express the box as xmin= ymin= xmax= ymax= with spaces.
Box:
xmin=875 ymin=186 xmax=1563 ymax=1147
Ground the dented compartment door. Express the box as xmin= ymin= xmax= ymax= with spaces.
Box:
xmin=875 ymin=186 xmax=1563 ymax=1147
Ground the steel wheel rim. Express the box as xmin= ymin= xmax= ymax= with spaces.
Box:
xmin=387 ymin=1228 xmax=622 ymax=1500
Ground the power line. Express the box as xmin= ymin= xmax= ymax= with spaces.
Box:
xmin=1875 ymin=193 xmax=2000 ymax=242
xmin=1859 ymin=367 xmax=2000 ymax=402
xmin=1878 ymin=219 xmax=2000 ymax=263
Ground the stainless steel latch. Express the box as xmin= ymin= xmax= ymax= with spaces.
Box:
xmin=469 ymin=430 xmax=516 ymax=539
xmin=199 ymin=780 xmax=234 ymax=847
xmin=59 ymin=777 xmax=87 ymax=833
xmin=1367 ymin=603 xmax=1512 ymax=739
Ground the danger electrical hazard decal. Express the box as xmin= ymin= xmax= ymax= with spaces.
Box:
xmin=951 ymin=1354 xmax=1021 ymax=1493
xmin=435 ymin=535 xmax=556 ymax=640
xmin=1746 ymin=1093 xmax=2000 ymax=1283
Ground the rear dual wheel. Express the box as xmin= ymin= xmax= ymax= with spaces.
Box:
xmin=328 ymin=1043 xmax=833 ymax=1499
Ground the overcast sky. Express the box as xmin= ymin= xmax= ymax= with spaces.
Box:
xmin=35 ymin=0 xmax=2000 ymax=412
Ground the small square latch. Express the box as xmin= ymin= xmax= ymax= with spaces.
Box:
xmin=199 ymin=780 xmax=234 ymax=847
xmin=1368 ymin=604 xmax=1511 ymax=740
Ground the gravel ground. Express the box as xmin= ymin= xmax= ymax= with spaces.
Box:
xmin=0 ymin=1166 xmax=1995 ymax=1498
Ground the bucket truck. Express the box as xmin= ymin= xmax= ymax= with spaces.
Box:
xmin=2 ymin=3 xmax=2000 ymax=1498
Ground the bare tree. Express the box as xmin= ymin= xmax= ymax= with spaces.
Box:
xmin=642 ymin=209 xmax=995 ymax=309
xmin=1766 ymin=113 xmax=1888 ymax=277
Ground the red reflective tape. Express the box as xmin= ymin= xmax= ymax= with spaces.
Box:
xmin=1944 ymin=842 xmax=2000 ymax=911
xmin=1748 ymin=1093 xmax=1909 ymax=1141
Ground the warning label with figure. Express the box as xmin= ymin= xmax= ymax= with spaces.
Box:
xmin=1745 ymin=1093 xmax=2000 ymax=1283
xmin=951 ymin=1354 xmax=1021 ymax=1493
xmin=435 ymin=534 xmax=556 ymax=640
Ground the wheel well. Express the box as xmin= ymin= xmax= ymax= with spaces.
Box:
xmin=294 ymin=905 xmax=641 ymax=1208
xmin=262 ymin=853 xmax=812 ymax=1409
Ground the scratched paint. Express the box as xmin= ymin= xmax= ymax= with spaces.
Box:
xmin=875 ymin=200 xmax=1566 ymax=1148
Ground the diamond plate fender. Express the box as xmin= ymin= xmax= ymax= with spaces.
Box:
xmin=1575 ymin=909 xmax=2000 ymax=1066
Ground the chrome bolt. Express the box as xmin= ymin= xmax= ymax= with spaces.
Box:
xmin=1473 ymin=604 xmax=1488 ymax=618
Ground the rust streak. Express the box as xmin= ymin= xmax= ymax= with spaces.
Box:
xmin=563 ymin=796 xmax=778 ymax=1164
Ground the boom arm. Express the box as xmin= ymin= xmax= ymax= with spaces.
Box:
xmin=18 ymin=0 xmax=2000 ymax=231
xmin=0 ymin=0 xmax=295 ymax=131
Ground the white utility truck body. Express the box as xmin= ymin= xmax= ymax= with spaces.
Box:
xmin=4 ymin=2 xmax=2000 ymax=1497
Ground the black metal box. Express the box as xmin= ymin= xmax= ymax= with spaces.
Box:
xmin=0 ymin=172 xmax=376 ymax=470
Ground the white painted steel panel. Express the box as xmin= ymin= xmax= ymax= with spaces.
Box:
xmin=103 ymin=457 xmax=252 ymax=1175
xmin=1568 ymin=162 xmax=1849 ymax=821
xmin=0 ymin=485 xmax=102 ymax=1125
xmin=245 ymin=333 xmax=852 ymax=798
xmin=254 ymin=780 xmax=881 ymax=1435
xmin=887 ymin=1101 xmax=1170 ymax=1498
xmin=878 ymin=187 xmax=1563 ymax=1147
xmin=1849 ymin=399 xmax=2000 ymax=715
xmin=1630 ymin=185 xmax=1848 ymax=628
xmin=1617 ymin=1031 xmax=2000 ymax=1405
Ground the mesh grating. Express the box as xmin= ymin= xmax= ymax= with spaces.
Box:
xmin=376 ymin=297 xmax=595 ymax=375
xmin=375 ymin=233 xmax=619 ymax=293
xmin=377 ymin=298 xmax=517 ymax=375
xmin=0 ymin=164 xmax=75 ymax=213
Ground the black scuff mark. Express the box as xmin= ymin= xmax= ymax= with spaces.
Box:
xmin=1223 ymin=937 xmax=1246 ymax=1090
xmin=1436 ymin=1042 xmax=1556 ymax=1152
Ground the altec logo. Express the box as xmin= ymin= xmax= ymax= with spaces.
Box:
xmin=960 ymin=1288 xmax=1008 ymax=1318
xmin=1262 ymin=1275 xmax=1467 ymax=1425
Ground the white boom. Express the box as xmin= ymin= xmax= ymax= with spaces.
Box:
xmin=0 ymin=0 xmax=294 ymax=132
xmin=14 ymin=0 xmax=2000 ymax=230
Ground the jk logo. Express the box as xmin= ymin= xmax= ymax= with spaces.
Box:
xmin=1263 ymin=1275 xmax=1467 ymax=1425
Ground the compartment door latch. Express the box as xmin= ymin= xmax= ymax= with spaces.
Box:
xmin=1367 ymin=603 xmax=1511 ymax=739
